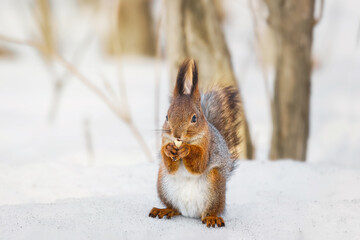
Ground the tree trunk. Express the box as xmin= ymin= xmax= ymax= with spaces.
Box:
xmin=165 ymin=0 xmax=237 ymax=89
xmin=264 ymin=0 xmax=315 ymax=161
xmin=165 ymin=0 xmax=254 ymax=159
xmin=107 ymin=0 xmax=155 ymax=56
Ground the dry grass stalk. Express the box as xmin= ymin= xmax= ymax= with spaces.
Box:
xmin=249 ymin=0 xmax=273 ymax=104
xmin=0 ymin=34 xmax=155 ymax=162
xmin=84 ymin=118 xmax=95 ymax=165
xmin=48 ymin=35 xmax=93 ymax=122
xmin=112 ymin=0 xmax=132 ymax=124
xmin=313 ymin=0 xmax=324 ymax=26
xmin=32 ymin=0 xmax=63 ymax=122
xmin=77 ymin=0 xmax=100 ymax=10
xmin=33 ymin=0 xmax=55 ymax=60
xmin=0 ymin=46 xmax=16 ymax=58
xmin=154 ymin=0 xmax=165 ymax=150
xmin=357 ymin=20 xmax=360 ymax=45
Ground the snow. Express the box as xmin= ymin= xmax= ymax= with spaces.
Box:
xmin=1 ymin=161 xmax=360 ymax=240
xmin=1 ymin=0 xmax=360 ymax=239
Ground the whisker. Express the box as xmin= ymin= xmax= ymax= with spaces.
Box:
xmin=186 ymin=130 xmax=197 ymax=134
xmin=153 ymin=129 xmax=171 ymax=133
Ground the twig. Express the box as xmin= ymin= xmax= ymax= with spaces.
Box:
xmin=101 ymin=72 xmax=130 ymax=121
xmin=0 ymin=34 xmax=39 ymax=48
xmin=55 ymin=53 xmax=155 ymax=161
xmin=357 ymin=19 xmax=360 ymax=46
xmin=154 ymin=0 xmax=165 ymax=150
xmin=84 ymin=117 xmax=95 ymax=165
xmin=116 ymin=62 xmax=132 ymax=125
xmin=53 ymin=53 xmax=126 ymax=117
xmin=0 ymin=34 xmax=155 ymax=162
xmin=249 ymin=0 xmax=273 ymax=105
xmin=111 ymin=0 xmax=153 ymax=161
xmin=48 ymin=78 xmax=63 ymax=122
xmin=48 ymin=33 xmax=93 ymax=122
xmin=313 ymin=0 xmax=324 ymax=26
xmin=102 ymin=75 xmax=118 ymax=101
xmin=113 ymin=0 xmax=132 ymax=124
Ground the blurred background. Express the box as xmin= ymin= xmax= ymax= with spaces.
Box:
xmin=0 ymin=0 xmax=360 ymax=237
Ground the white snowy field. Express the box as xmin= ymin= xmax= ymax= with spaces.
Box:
xmin=1 ymin=161 xmax=360 ymax=240
xmin=1 ymin=0 xmax=360 ymax=239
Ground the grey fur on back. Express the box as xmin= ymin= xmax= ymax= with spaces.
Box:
xmin=207 ymin=123 xmax=234 ymax=177
xmin=201 ymin=86 xmax=244 ymax=160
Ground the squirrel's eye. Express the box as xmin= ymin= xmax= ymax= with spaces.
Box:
xmin=191 ymin=115 xmax=197 ymax=123
xmin=166 ymin=115 xmax=168 ymax=121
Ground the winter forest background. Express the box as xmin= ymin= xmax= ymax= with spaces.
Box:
xmin=0 ymin=0 xmax=360 ymax=239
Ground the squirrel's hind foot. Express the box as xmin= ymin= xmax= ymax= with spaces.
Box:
xmin=202 ymin=216 xmax=225 ymax=228
xmin=149 ymin=207 xmax=180 ymax=219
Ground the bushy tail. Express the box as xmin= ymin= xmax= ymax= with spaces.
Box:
xmin=201 ymin=86 xmax=252 ymax=160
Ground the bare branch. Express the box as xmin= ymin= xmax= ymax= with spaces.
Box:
xmin=116 ymin=61 xmax=132 ymax=124
xmin=357 ymin=19 xmax=360 ymax=45
xmin=249 ymin=0 xmax=273 ymax=105
xmin=0 ymin=34 xmax=155 ymax=162
xmin=52 ymin=53 xmax=125 ymax=118
xmin=0 ymin=34 xmax=39 ymax=48
xmin=56 ymin=54 xmax=154 ymax=161
xmin=48 ymin=79 xmax=64 ymax=122
xmin=83 ymin=117 xmax=95 ymax=165
xmin=154 ymin=0 xmax=165 ymax=150
xmin=313 ymin=0 xmax=324 ymax=26
xmin=102 ymin=75 xmax=118 ymax=102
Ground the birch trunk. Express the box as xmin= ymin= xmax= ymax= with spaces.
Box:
xmin=264 ymin=0 xmax=315 ymax=161
xmin=165 ymin=0 xmax=254 ymax=159
xmin=112 ymin=0 xmax=155 ymax=56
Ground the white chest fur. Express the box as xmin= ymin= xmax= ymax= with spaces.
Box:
xmin=162 ymin=163 xmax=209 ymax=218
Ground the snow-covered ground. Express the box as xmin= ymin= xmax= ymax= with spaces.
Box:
xmin=0 ymin=0 xmax=360 ymax=239
xmin=1 ymin=161 xmax=360 ymax=240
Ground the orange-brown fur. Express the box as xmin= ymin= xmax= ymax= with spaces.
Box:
xmin=161 ymin=144 xmax=180 ymax=174
xmin=149 ymin=59 xmax=239 ymax=228
xmin=202 ymin=168 xmax=226 ymax=225
xmin=161 ymin=60 xmax=210 ymax=175
xmin=162 ymin=141 xmax=209 ymax=175
xmin=149 ymin=207 xmax=180 ymax=219
xmin=182 ymin=144 xmax=208 ymax=174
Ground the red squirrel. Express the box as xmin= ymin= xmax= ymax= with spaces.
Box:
xmin=149 ymin=59 xmax=245 ymax=228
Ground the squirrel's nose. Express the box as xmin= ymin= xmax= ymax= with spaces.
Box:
xmin=173 ymin=133 xmax=182 ymax=140
xmin=173 ymin=128 xmax=184 ymax=140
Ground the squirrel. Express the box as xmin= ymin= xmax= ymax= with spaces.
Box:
xmin=149 ymin=58 xmax=245 ymax=228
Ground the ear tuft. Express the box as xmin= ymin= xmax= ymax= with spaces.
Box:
xmin=174 ymin=58 xmax=198 ymax=96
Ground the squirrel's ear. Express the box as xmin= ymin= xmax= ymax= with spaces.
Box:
xmin=174 ymin=58 xmax=199 ymax=99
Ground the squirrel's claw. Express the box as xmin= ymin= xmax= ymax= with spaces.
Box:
xmin=202 ymin=216 xmax=225 ymax=228
xmin=164 ymin=142 xmax=190 ymax=161
xmin=149 ymin=207 xmax=180 ymax=219
xmin=149 ymin=207 xmax=160 ymax=218
xmin=164 ymin=143 xmax=177 ymax=159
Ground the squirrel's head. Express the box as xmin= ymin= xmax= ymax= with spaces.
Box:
xmin=162 ymin=59 xmax=208 ymax=145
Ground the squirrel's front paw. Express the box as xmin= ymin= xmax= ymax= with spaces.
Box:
xmin=164 ymin=143 xmax=178 ymax=160
xmin=202 ymin=216 xmax=225 ymax=228
xmin=163 ymin=143 xmax=190 ymax=161
xmin=149 ymin=207 xmax=180 ymax=219
xmin=175 ymin=144 xmax=190 ymax=160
